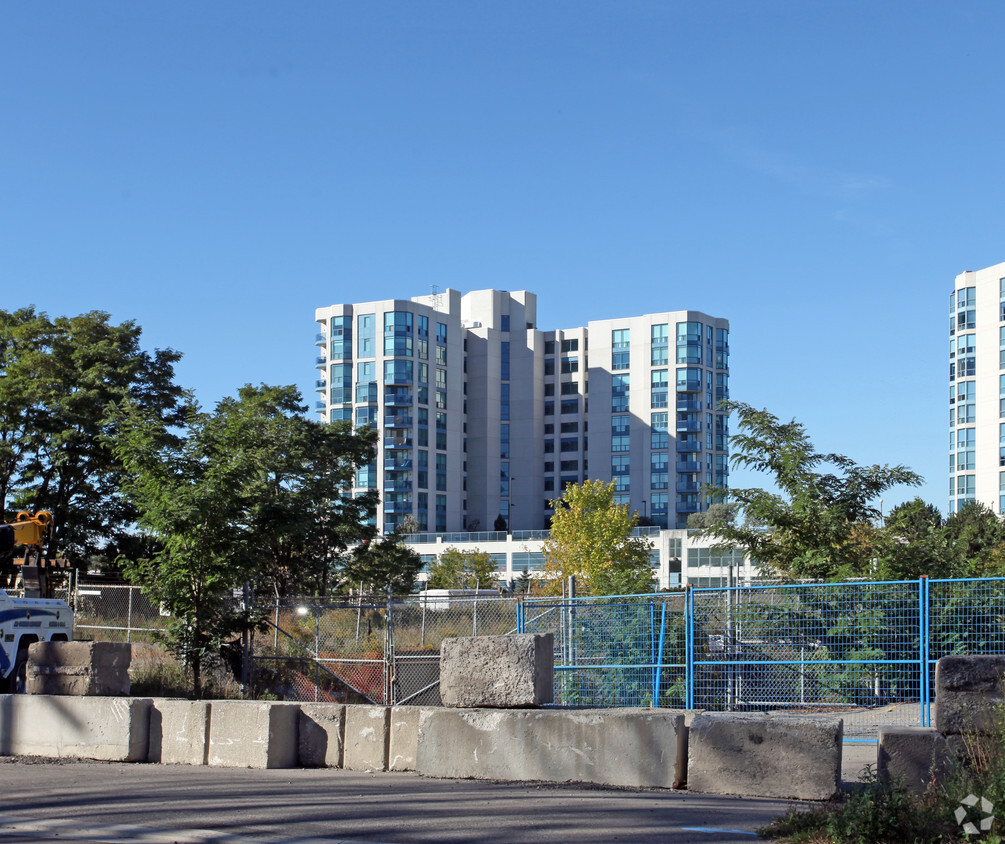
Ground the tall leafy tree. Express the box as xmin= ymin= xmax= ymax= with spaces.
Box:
xmin=341 ymin=523 xmax=424 ymax=595
xmin=110 ymin=384 xmax=379 ymax=696
xmin=213 ymin=385 xmax=379 ymax=599
xmin=0 ymin=307 xmax=184 ymax=571
xmin=543 ymin=479 xmax=654 ymax=596
xmin=425 ymin=547 xmax=496 ymax=589
xmin=703 ymin=402 xmax=922 ymax=580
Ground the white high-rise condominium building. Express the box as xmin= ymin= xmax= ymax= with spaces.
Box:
xmin=315 ymin=289 xmax=730 ymax=534
xmin=949 ymin=260 xmax=1005 ymax=514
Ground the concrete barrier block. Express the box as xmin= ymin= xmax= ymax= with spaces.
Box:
xmin=343 ymin=706 xmax=389 ymax=771
xmin=935 ymin=655 xmax=1005 ymax=735
xmin=389 ymin=706 xmax=423 ymax=772
xmin=207 ymin=701 xmax=298 ymax=768
xmin=0 ymin=695 xmax=150 ymax=761
xmin=148 ymin=699 xmax=210 ymax=765
xmin=299 ymin=703 xmax=345 ymax=768
xmin=440 ymin=634 xmax=553 ymax=708
xmin=687 ymin=714 xmax=842 ymax=801
xmin=416 ymin=707 xmax=685 ymax=788
xmin=27 ymin=641 xmax=130 ymax=696
xmin=877 ymin=727 xmax=956 ymax=795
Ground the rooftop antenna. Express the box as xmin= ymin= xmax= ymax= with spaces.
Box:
xmin=430 ymin=284 xmax=442 ymax=311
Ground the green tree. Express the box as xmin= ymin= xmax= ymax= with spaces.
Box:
xmin=110 ymin=399 xmax=255 ymax=698
xmin=543 ymin=480 xmax=654 ymax=596
xmin=0 ymin=307 xmax=184 ymax=573
xmin=425 ymin=547 xmax=496 ymax=589
xmin=877 ymin=498 xmax=952 ymax=579
xmin=110 ymin=384 xmax=379 ymax=696
xmin=213 ymin=385 xmax=379 ymax=599
xmin=341 ymin=523 xmax=424 ymax=596
xmin=703 ymin=402 xmax=922 ymax=580
xmin=686 ymin=502 xmax=739 ymax=530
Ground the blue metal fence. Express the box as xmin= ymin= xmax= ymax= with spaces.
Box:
xmin=520 ymin=576 xmax=1005 ymax=738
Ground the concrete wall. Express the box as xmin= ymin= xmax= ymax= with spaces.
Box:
xmin=0 ymin=695 xmax=150 ymax=761
xmin=147 ymin=699 xmax=211 ymax=765
xmin=440 ymin=634 xmax=553 ymax=708
xmin=686 ymin=714 xmax=843 ymax=801
xmin=206 ymin=701 xmax=299 ymax=769
xmin=299 ymin=703 xmax=345 ymax=768
xmin=28 ymin=641 xmax=131 ymax=696
xmin=416 ymin=707 xmax=685 ymax=789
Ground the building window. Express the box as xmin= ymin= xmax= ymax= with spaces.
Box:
xmin=560 ymin=437 xmax=579 ymax=452
xmin=330 ymin=316 xmax=352 ymax=360
xmin=676 ymin=321 xmax=703 ymax=365
xmin=383 ymin=311 xmax=414 ymax=357
xmin=560 ymin=398 xmax=579 ymax=415
xmin=544 ymin=358 xmax=555 ymax=376
xmin=612 ymin=328 xmax=630 ymax=370
xmin=356 ymin=313 xmax=375 ymax=358
xmin=612 ymin=415 xmax=630 ymax=452
xmin=561 ymin=338 xmax=579 ymax=352
xmin=651 ymin=369 xmax=668 ymax=408
xmin=651 ymin=412 xmax=669 ymax=449
xmin=612 ymin=374 xmax=630 ymax=412
xmin=561 ymin=356 xmax=579 ymax=374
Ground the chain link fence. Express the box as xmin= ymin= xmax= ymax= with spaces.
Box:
xmin=522 ymin=577 xmax=1005 ymax=739
xmin=251 ymin=593 xmax=520 ymax=704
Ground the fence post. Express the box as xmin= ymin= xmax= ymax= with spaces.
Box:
xmin=685 ymin=585 xmax=694 ymax=710
xmin=652 ymin=601 xmax=667 ymax=708
xmin=516 ymin=598 xmax=524 ymax=634
xmin=242 ymin=582 xmax=252 ymax=697
xmin=920 ymin=576 xmax=930 ymax=727
xmin=127 ymin=586 xmax=134 ymax=644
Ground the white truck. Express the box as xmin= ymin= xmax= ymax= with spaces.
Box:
xmin=0 ymin=589 xmax=72 ymax=693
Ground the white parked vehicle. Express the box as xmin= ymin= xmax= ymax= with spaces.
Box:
xmin=0 ymin=589 xmax=72 ymax=693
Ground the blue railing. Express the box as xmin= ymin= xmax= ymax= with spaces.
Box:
xmin=520 ymin=576 xmax=1005 ymax=739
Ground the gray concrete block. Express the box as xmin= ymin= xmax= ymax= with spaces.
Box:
xmin=416 ymin=707 xmax=686 ymax=789
xmin=389 ymin=706 xmax=423 ymax=772
xmin=343 ymin=705 xmax=390 ymax=771
xmin=0 ymin=695 xmax=150 ymax=761
xmin=148 ymin=699 xmax=210 ymax=765
xmin=207 ymin=701 xmax=299 ymax=768
xmin=440 ymin=634 xmax=553 ymax=708
xmin=27 ymin=641 xmax=130 ymax=696
xmin=687 ymin=713 xmax=842 ymax=801
xmin=299 ymin=703 xmax=345 ymax=768
xmin=935 ymin=655 xmax=1005 ymax=735
xmin=877 ymin=727 xmax=956 ymax=795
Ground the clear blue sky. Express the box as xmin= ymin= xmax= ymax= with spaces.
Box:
xmin=4 ymin=1 xmax=1003 ymax=514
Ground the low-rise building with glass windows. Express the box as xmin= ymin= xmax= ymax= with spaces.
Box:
xmin=404 ymin=527 xmax=758 ymax=590
xmin=315 ymin=289 xmax=729 ymax=534
xmin=949 ymin=260 xmax=1005 ymax=513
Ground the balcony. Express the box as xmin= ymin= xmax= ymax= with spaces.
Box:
xmin=383 ymin=479 xmax=413 ymax=493
xmin=383 ymin=501 xmax=413 ymax=514
xmin=314 ymin=401 xmax=326 ymax=410
xmin=315 ymin=379 xmax=326 ymax=391
xmin=384 ymin=435 xmax=414 ymax=449
xmin=315 ymin=332 xmax=326 ymax=346
xmin=676 ymin=501 xmax=700 ymax=513
xmin=676 ymin=382 xmax=701 ymax=393
xmin=676 ymin=420 xmax=701 ymax=432
xmin=677 ymin=441 xmax=702 ymax=452
xmin=315 ymin=356 xmax=326 ymax=368
xmin=676 ymin=480 xmax=702 ymax=493
xmin=676 ymin=398 xmax=702 ymax=412
xmin=384 ymin=391 xmax=413 ymax=406
xmin=676 ymin=460 xmax=701 ymax=472
xmin=383 ymin=457 xmax=413 ymax=471
xmin=384 ymin=415 xmax=413 ymax=427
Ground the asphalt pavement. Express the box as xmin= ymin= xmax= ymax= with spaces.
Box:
xmin=0 ymin=759 xmax=800 ymax=844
